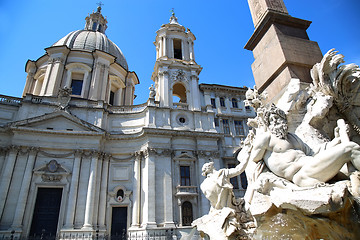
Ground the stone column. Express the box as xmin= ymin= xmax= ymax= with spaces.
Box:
xmin=169 ymin=38 xmax=174 ymax=59
xmin=190 ymin=42 xmax=195 ymax=61
xmin=0 ymin=146 xmax=18 ymax=218
xmin=63 ymin=150 xmax=82 ymax=229
xmin=159 ymin=70 xmax=169 ymax=107
xmin=98 ymin=154 xmax=110 ymax=229
xmin=190 ymin=74 xmax=201 ymax=111
xmin=159 ymin=39 xmax=163 ymax=58
xmin=215 ymin=96 xmax=221 ymax=114
xmin=22 ymin=63 xmax=36 ymax=96
xmin=89 ymin=62 xmax=104 ymax=100
xmin=11 ymin=148 xmax=38 ymax=229
xmin=163 ymin=153 xmax=175 ymax=227
xmin=83 ymin=151 xmax=99 ymax=229
xmin=130 ymin=152 xmax=142 ymax=228
xmin=44 ymin=55 xmax=67 ymax=96
xmin=142 ymin=148 xmax=156 ymax=228
xmin=115 ymin=88 xmax=123 ymax=106
xmin=163 ymin=37 xmax=167 ymax=57
xmin=100 ymin=65 xmax=110 ymax=101
xmin=225 ymin=97 xmax=231 ymax=113
xmin=178 ymin=199 xmax=183 ymax=226
xmin=181 ymin=40 xmax=185 ymax=60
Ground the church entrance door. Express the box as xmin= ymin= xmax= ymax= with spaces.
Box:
xmin=29 ymin=188 xmax=63 ymax=239
xmin=111 ymin=207 xmax=127 ymax=239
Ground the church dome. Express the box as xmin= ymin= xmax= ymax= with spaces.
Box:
xmin=52 ymin=30 xmax=128 ymax=70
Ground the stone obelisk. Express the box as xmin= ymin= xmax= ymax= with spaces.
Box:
xmin=245 ymin=0 xmax=323 ymax=103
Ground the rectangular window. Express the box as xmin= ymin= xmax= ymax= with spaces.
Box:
xmin=245 ymin=106 xmax=251 ymax=111
xmin=234 ymin=120 xmax=244 ymax=135
xmin=232 ymin=98 xmax=238 ymax=108
xmin=180 ymin=166 xmax=191 ymax=186
xmin=214 ymin=118 xmax=219 ymax=127
xmin=71 ymin=72 xmax=84 ymax=96
xmin=211 ymin=98 xmax=216 ymax=108
xmin=109 ymin=91 xmax=115 ymax=105
xmin=228 ymin=164 xmax=239 ymax=189
xmin=222 ymin=119 xmax=230 ymax=134
xmin=173 ymin=39 xmax=182 ymax=60
xmin=220 ymin=97 xmax=225 ymax=107
xmin=71 ymin=80 xmax=83 ymax=96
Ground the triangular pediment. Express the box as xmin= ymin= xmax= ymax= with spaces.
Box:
xmin=175 ymin=152 xmax=196 ymax=161
xmin=8 ymin=110 xmax=105 ymax=134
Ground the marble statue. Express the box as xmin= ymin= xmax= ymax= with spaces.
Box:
xmin=192 ymin=49 xmax=360 ymax=239
xmin=250 ymin=104 xmax=360 ymax=187
xmin=149 ymin=84 xmax=156 ymax=99
xmin=192 ymin=161 xmax=254 ymax=239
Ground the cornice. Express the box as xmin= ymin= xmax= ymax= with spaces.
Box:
xmin=143 ymin=127 xmax=222 ymax=139
xmin=10 ymin=126 xmax=106 ymax=137
xmin=245 ymin=10 xmax=312 ymax=51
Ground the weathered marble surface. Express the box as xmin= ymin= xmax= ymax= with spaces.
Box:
xmin=193 ymin=49 xmax=360 ymax=239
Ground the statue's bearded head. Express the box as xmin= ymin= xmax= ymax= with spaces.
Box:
xmin=202 ymin=162 xmax=215 ymax=176
xmin=264 ymin=104 xmax=288 ymax=139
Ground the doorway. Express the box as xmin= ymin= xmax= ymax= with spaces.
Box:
xmin=29 ymin=188 xmax=63 ymax=239
xmin=111 ymin=207 xmax=127 ymax=239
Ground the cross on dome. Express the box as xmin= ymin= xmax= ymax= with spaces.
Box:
xmin=96 ymin=1 xmax=104 ymax=12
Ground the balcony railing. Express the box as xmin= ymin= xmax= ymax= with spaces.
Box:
xmin=173 ymin=102 xmax=188 ymax=110
xmin=0 ymin=95 xmax=22 ymax=106
xmin=175 ymin=185 xmax=198 ymax=197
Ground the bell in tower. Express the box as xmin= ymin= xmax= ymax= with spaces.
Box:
xmin=151 ymin=11 xmax=202 ymax=110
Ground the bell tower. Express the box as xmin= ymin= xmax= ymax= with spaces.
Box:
xmin=245 ymin=0 xmax=323 ymax=103
xmin=151 ymin=11 xmax=202 ymax=110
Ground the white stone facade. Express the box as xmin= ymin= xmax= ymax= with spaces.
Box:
xmin=0 ymin=8 xmax=254 ymax=240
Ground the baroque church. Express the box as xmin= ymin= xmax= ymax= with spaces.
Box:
xmin=0 ymin=5 xmax=254 ymax=239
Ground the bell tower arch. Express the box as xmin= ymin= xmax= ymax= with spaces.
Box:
xmin=151 ymin=11 xmax=202 ymax=110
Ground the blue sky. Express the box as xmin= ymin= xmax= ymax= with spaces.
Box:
xmin=0 ymin=0 xmax=359 ymax=105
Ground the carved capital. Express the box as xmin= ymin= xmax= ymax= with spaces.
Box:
xmin=48 ymin=57 xmax=65 ymax=65
xmin=159 ymin=70 xmax=169 ymax=77
xmin=74 ymin=149 xmax=84 ymax=157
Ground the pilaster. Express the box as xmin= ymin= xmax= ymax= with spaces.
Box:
xmin=159 ymin=69 xmax=170 ymax=107
xmin=130 ymin=152 xmax=142 ymax=228
xmin=82 ymin=151 xmax=99 ymax=229
xmin=11 ymin=147 xmax=38 ymax=230
xmin=141 ymin=148 xmax=157 ymax=228
xmin=0 ymin=146 xmax=19 ymax=218
xmin=98 ymin=154 xmax=110 ymax=229
xmin=64 ymin=150 xmax=83 ymax=229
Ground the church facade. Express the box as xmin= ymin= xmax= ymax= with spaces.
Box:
xmin=0 ymin=7 xmax=254 ymax=240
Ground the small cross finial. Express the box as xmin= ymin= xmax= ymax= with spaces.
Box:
xmin=96 ymin=1 xmax=104 ymax=12
xmin=171 ymin=8 xmax=175 ymax=16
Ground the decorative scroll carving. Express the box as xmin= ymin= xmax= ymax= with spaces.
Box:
xmin=171 ymin=70 xmax=188 ymax=82
xmin=41 ymin=174 xmax=62 ymax=182
xmin=57 ymin=87 xmax=72 ymax=112
xmin=197 ymin=150 xmax=220 ymax=158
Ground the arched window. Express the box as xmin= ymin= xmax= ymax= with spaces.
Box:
xmin=173 ymin=83 xmax=187 ymax=103
xmin=116 ymin=189 xmax=124 ymax=202
xmin=173 ymin=38 xmax=182 ymax=60
xmin=182 ymin=201 xmax=193 ymax=226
